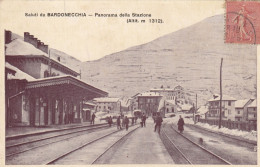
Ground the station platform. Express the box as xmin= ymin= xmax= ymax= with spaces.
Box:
xmin=6 ymin=121 xmax=105 ymax=139
xmin=98 ymin=118 xmax=174 ymax=164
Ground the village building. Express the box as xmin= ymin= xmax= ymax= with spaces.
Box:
xmin=137 ymin=92 xmax=162 ymax=116
xmin=5 ymin=30 xmax=108 ymax=127
xmin=247 ymin=99 xmax=257 ymax=123
xmin=150 ymin=85 xmax=185 ymax=101
xmin=234 ymin=99 xmax=254 ymax=121
xmin=129 ymin=93 xmax=140 ymax=111
xmin=93 ymin=97 xmax=121 ymax=113
xmin=165 ymin=100 xmax=176 ymax=113
xmin=195 ymin=105 xmax=208 ymax=122
xmin=150 ymin=87 xmax=175 ymax=100
xmin=82 ymin=101 xmax=96 ymax=122
xmin=207 ymin=94 xmax=236 ymax=121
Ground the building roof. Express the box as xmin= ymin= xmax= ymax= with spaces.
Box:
xmin=25 ymin=75 xmax=108 ymax=97
xmin=138 ymin=92 xmax=162 ymax=97
xmin=150 ymin=88 xmax=175 ymax=92
xmin=5 ymin=38 xmax=79 ymax=76
xmin=248 ymin=100 xmax=257 ymax=108
xmin=208 ymin=94 xmax=236 ymax=102
xmin=93 ymin=97 xmax=120 ymax=103
xmin=235 ymin=99 xmax=251 ymax=108
xmin=165 ymin=100 xmax=175 ymax=105
xmin=6 ymin=62 xmax=35 ymax=81
xmin=84 ymin=102 xmax=96 ymax=107
xmin=197 ymin=106 xmax=208 ymax=114
xmin=131 ymin=93 xmax=141 ymax=98
xmin=181 ymin=104 xmax=193 ymax=111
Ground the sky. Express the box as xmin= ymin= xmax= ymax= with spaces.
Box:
xmin=0 ymin=0 xmax=224 ymax=62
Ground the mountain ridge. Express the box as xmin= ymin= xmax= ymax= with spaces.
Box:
xmin=80 ymin=14 xmax=256 ymax=106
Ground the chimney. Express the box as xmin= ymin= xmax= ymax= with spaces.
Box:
xmin=5 ymin=30 xmax=12 ymax=44
xmin=24 ymin=32 xmax=30 ymax=42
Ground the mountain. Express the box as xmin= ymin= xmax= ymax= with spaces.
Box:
xmin=80 ymin=14 xmax=257 ymax=106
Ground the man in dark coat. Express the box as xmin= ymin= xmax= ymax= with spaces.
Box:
xmin=177 ymin=115 xmax=185 ymax=133
xmin=154 ymin=113 xmax=163 ymax=133
xmin=125 ymin=116 xmax=129 ymax=131
xmin=108 ymin=116 xmax=113 ymax=127
xmin=117 ymin=116 xmax=122 ymax=130
xmin=142 ymin=113 xmax=146 ymax=127
xmin=91 ymin=113 xmax=96 ymax=124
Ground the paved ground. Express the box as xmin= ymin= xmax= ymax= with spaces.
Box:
xmin=95 ymin=118 xmax=174 ymax=164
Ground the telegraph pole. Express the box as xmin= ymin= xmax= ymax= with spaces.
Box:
xmin=195 ymin=93 xmax=197 ymax=124
xmin=219 ymin=58 xmax=223 ymax=129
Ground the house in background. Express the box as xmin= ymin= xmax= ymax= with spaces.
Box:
xmin=165 ymin=100 xmax=177 ymax=113
xmin=94 ymin=97 xmax=121 ymax=114
xmin=82 ymin=101 xmax=96 ymax=122
xmin=130 ymin=93 xmax=140 ymax=111
xmin=247 ymin=100 xmax=257 ymax=123
xmin=196 ymin=105 xmax=208 ymax=119
xmin=234 ymin=99 xmax=254 ymax=121
xmin=137 ymin=92 xmax=162 ymax=116
xmin=207 ymin=94 xmax=236 ymax=121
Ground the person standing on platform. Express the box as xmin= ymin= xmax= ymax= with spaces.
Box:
xmin=131 ymin=117 xmax=134 ymax=125
xmin=177 ymin=115 xmax=185 ymax=133
xmin=154 ymin=113 xmax=163 ymax=134
xmin=108 ymin=116 xmax=113 ymax=127
xmin=91 ymin=113 xmax=96 ymax=125
xmin=117 ymin=116 xmax=122 ymax=130
xmin=142 ymin=113 xmax=147 ymax=127
xmin=125 ymin=116 xmax=129 ymax=131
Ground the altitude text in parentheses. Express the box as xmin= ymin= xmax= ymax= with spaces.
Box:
xmin=127 ymin=19 xmax=139 ymax=23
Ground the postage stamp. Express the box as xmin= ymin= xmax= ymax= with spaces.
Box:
xmin=225 ymin=0 xmax=260 ymax=44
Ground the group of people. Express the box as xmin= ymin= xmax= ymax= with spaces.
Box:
xmin=91 ymin=112 xmax=185 ymax=134
xmin=116 ymin=116 xmax=130 ymax=131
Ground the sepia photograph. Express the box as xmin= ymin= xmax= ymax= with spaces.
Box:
xmin=0 ymin=0 xmax=258 ymax=165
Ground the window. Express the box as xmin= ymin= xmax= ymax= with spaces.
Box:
xmin=228 ymin=101 xmax=231 ymax=106
xmin=228 ymin=110 xmax=231 ymax=114
xmin=254 ymin=114 xmax=256 ymax=118
xmin=237 ymin=110 xmax=240 ymax=114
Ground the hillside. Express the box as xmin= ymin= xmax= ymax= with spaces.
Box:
xmin=80 ymin=14 xmax=257 ymax=106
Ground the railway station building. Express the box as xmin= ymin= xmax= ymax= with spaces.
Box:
xmin=5 ymin=30 xmax=108 ymax=127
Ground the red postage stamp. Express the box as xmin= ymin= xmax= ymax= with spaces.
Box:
xmin=225 ymin=1 xmax=260 ymax=44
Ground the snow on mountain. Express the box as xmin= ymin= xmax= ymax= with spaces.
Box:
xmin=80 ymin=14 xmax=256 ymax=106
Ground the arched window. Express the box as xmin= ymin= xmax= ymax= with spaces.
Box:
xmin=52 ymin=72 xmax=56 ymax=76
xmin=44 ymin=70 xmax=49 ymax=78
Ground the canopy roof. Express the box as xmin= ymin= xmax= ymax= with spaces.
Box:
xmin=25 ymin=75 xmax=108 ymax=98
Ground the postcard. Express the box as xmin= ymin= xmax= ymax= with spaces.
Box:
xmin=0 ymin=0 xmax=258 ymax=166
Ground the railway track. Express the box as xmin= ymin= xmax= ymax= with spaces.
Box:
xmin=6 ymin=123 xmax=112 ymax=157
xmin=160 ymin=124 xmax=232 ymax=165
xmin=186 ymin=124 xmax=257 ymax=145
xmin=47 ymin=125 xmax=139 ymax=165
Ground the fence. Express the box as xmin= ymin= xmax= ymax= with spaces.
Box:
xmin=198 ymin=119 xmax=257 ymax=132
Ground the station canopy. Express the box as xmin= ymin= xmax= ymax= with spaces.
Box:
xmin=25 ymin=75 xmax=108 ymax=99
